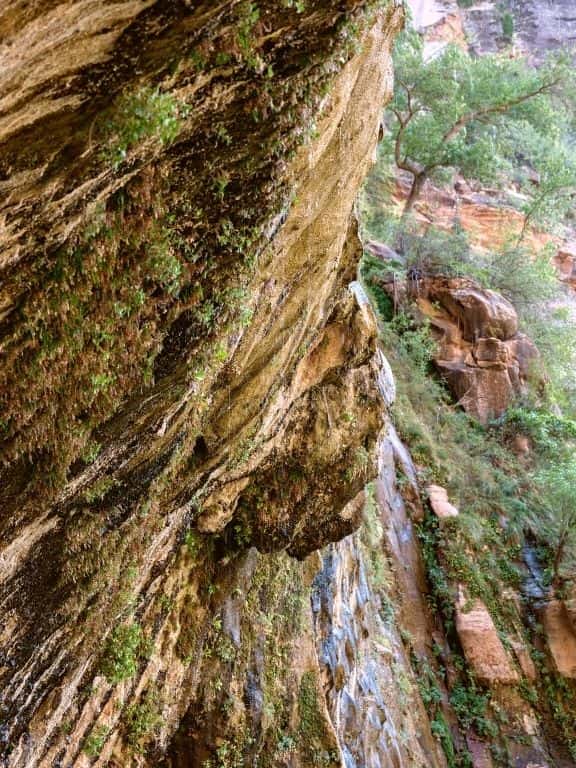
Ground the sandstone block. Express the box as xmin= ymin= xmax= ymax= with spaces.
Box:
xmin=542 ymin=600 xmax=576 ymax=678
xmin=456 ymin=590 xmax=519 ymax=683
xmin=427 ymin=485 xmax=459 ymax=519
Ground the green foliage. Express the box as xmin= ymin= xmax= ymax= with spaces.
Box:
xmin=415 ymin=657 xmax=443 ymax=708
xmin=431 ymin=711 xmax=458 ymax=767
xmin=450 ymin=681 xmax=497 ymax=738
xmin=237 ymin=2 xmax=263 ymax=71
xmin=385 ymin=27 xmax=576 ymax=219
xmin=146 ymin=226 xmax=183 ymax=296
xmin=361 ymin=486 xmax=396 ymax=622
xmin=81 ymin=440 xmax=101 ymax=465
xmin=282 ymin=0 xmax=306 ymax=10
xmin=184 ymin=530 xmax=204 ymax=559
xmin=100 ymin=622 xmax=149 ymax=684
xmin=531 ymin=460 xmax=576 ymax=586
xmin=83 ymin=725 xmax=110 ymax=758
xmin=501 ymin=12 xmax=514 ymax=41
xmin=298 ymin=671 xmax=339 ymax=766
xmin=83 ymin=476 xmax=118 ymax=503
xmin=504 ymin=408 xmax=576 ymax=453
xmin=123 ymin=687 xmax=163 ymax=754
xmin=102 ymin=87 xmax=187 ymax=167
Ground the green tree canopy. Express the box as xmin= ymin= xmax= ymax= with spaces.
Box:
xmin=385 ymin=30 xmax=576 ymax=225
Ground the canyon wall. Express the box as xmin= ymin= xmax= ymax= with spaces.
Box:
xmin=0 ymin=2 xmax=408 ymax=765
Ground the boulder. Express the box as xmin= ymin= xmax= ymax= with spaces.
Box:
xmin=409 ymin=277 xmax=540 ymax=423
xmin=542 ymin=600 xmax=576 ymax=678
xmin=554 ymin=242 xmax=576 ymax=287
xmin=365 ymin=240 xmax=404 ymax=264
xmin=427 ymin=485 xmax=459 ymax=520
xmin=455 ymin=589 xmax=520 ymax=683
xmin=432 ymin=281 xmax=518 ymax=342
xmin=439 ymin=363 xmax=515 ymax=424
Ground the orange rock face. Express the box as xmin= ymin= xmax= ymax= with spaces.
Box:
xmin=542 ymin=600 xmax=576 ymax=678
xmin=392 ymin=175 xmax=555 ymax=255
xmin=415 ymin=276 xmax=539 ymax=423
xmin=510 ymin=639 xmax=537 ymax=680
xmin=554 ymin=242 xmax=576 ymax=288
xmin=373 ymin=270 xmax=540 ymax=422
xmin=455 ymin=590 xmax=520 ymax=683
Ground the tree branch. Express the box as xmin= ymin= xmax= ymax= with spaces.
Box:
xmin=442 ymin=79 xmax=561 ymax=143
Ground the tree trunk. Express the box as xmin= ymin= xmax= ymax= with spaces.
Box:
xmin=402 ymin=171 xmax=427 ymax=218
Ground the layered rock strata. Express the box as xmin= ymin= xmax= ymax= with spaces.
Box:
xmin=0 ymin=2 xmax=404 ymax=765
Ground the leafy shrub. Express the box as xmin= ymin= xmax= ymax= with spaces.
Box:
xmin=100 ymin=622 xmax=149 ymax=684
xmin=450 ymin=681 xmax=497 ymax=738
xmin=102 ymin=87 xmax=186 ymax=167
xmin=83 ymin=725 xmax=110 ymax=758
xmin=123 ymin=687 xmax=162 ymax=754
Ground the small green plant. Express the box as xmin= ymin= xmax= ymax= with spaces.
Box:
xmin=102 ymin=87 xmax=187 ymax=167
xmin=83 ymin=476 xmax=117 ymax=503
xmin=215 ymin=124 xmax=232 ymax=146
xmin=91 ymin=372 xmax=115 ymax=397
xmin=213 ymin=342 xmax=228 ymax=363
xmin=237 ymin=2 xmax=262 ymax=70
xmin=83 ymin=725 xmax=110 ymax=758
xmin=214 ymin=173 xmax=230 ymax=201
xmin=184 ymin=530 xmax=203 ymax=559
xmin=282 ymin=0 xmax=306 ymax=10
xmin=123 ymin=687 xmax=162 ymax=754
xmin=81 ymin=440 xmax=102 ymax=465
xmin=501 ymin=12 xmax=514 ymax=40
xmin=146 ymin=228 xmax=183 ymax=296
xmin=431 ymin=711 xmax=457 ymax=768
xmin=450 ymin=680 xmax=497 ymax=739
xmin=100 ymin=622 xmax=148 ymax=684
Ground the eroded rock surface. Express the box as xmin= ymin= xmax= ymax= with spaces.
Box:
xmin=414 ymin=276 xmax=540 ymax=423
xmin=373 ymin=270 xmax=540 ymax=423
xmin=0 ymin=2 xmax=405 ymax=765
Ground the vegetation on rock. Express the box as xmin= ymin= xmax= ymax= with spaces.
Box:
xmin=359 ymin=16 xmax=576 ymax=765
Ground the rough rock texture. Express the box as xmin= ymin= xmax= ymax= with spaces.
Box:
xmin=0 ymin=2 xmax=406 ymax=765
xmin=373 ymin=270 xmax=540 ymax=422
xmin=555 ymin=242 xmax=576 ymax=289
xmin=416 ymin=277 xmax=539 ymax=423
xmin=408 ymin=0 xmax=576 ymax=60
xmin=542 ymin=600 xmax=576 ymax=679
xmin=461 ymin=0 xmax=576 ymax=59
xmin=455 ymin=590 xmax=520 ymax=684
xmin=312 ymin=419 xmax=447 ymax=768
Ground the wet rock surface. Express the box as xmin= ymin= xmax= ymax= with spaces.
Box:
xmin=0 ymin=3 xmax=405 ymax=765
xmin=312 ymin=424 xmax=446 ymax=768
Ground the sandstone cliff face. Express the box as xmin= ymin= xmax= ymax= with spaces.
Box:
xmin=408 ymin=0 xmax=576 ymax=58
xmin=0 ymin=2 xmax=406 ymax=765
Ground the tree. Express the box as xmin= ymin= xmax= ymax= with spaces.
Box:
xmin=385 ymin=30 xmax=576 ymax=222
xmin=532 ymin=460 xmax=576 ymax=591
